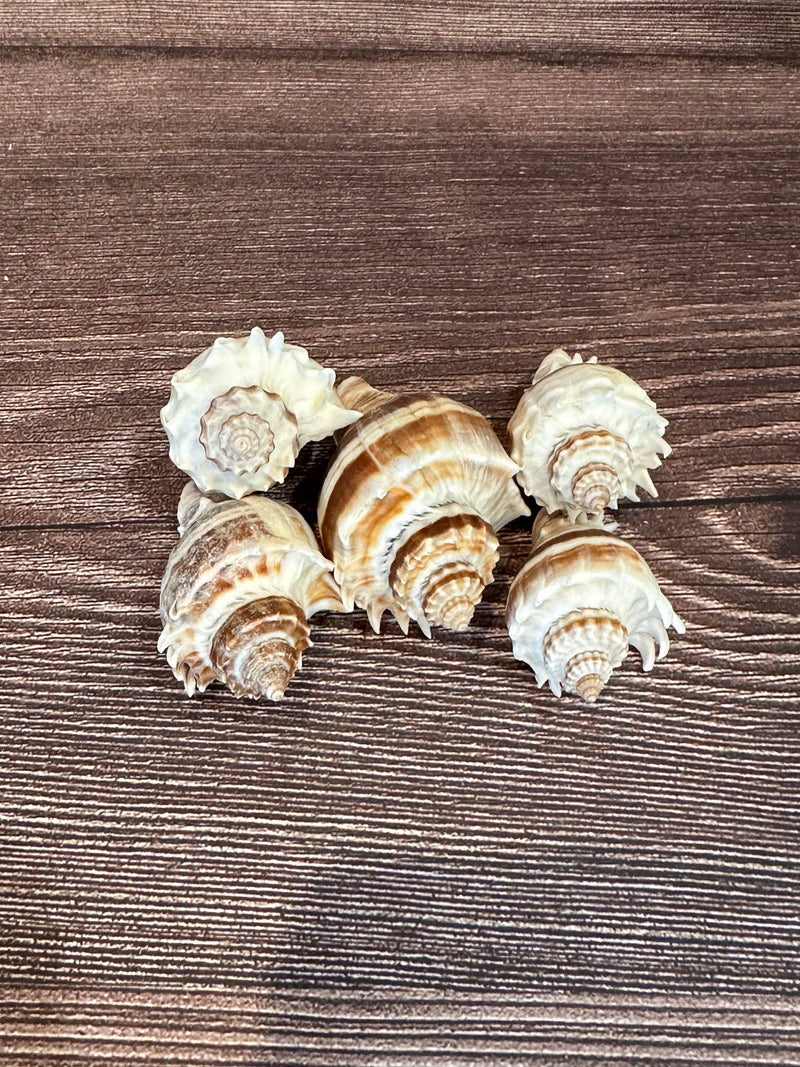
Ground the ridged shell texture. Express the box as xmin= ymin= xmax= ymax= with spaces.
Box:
xmin=161 ymin=327 xmax=360 ymax=498
xmin=318 ymin=377 xmax=530 ymax=636
xmin=506 ymin=510 xmax=685 ymax=702
xmin=508 ymin=348 xmax=671 ymax=520
xmin=159 ymin=483 xmax=344 ymax=700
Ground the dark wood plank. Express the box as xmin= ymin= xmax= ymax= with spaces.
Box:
xmin=0 ymin=500 xmax=798 ymax=1004
xmin=1 ymin=987 xmax=798 ymax=1065
xmin=1 ymin=1 xmax=798 ymax=56
xmin=1 ymin=52 xmax=798 ymax=528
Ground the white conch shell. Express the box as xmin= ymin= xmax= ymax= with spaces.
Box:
xmin=318 ymin=377 xmax=530 ymax=636
xmin=506 ymin=510 xmax=685 ymax=702
xmin=158 ymin=482 xmax=344 ymax=701
xmin=161 ymin=327 xmax=360 ymax=498
xmin=508 ymin=348 xmax=672 ymax=520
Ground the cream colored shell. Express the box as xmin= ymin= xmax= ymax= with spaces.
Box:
xmin=318 ymin=377 xmax=530 ymax=636
xmin=506 ymin=510 xmax=685 ymax=702
xmin=159 ymin=482 xmax=344 ymax=701
xmin=508 ymin=348 xmax=671 ymax=520
xmin=161 ymin=327 xmax=360 ymax=498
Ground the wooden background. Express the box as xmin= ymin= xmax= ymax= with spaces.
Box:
xmin=1 ymin=2 xmax=799 ymax=1063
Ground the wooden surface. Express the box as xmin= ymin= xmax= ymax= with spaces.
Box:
xmin=1 ymin=7 xmax=799 ymax=1065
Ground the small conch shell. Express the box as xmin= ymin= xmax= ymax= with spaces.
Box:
xmin=506 ymin=510 xmax=685 ymax=702
xmin=508 ymin=348 xmax=672 ymax=520
xmin=161 ymin=327 xmax=360 ymax=498
xmin=158 ymin=482 xmax=344 ymax=701
xmin=318 ymin=377 xmax=530 ymax=636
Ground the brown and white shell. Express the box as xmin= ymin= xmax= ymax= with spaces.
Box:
xmin=161 ymin=327 xmax=360 ymax=498
xmin=158 ymin=482 xmax=344 ymax=701
xmin=508 ymin=348 xmax=672 ymax=520
xmin=506 ymin=510 xmax=685 ymax=702
xmin=317 ymin=377 xmax=530 ymax=636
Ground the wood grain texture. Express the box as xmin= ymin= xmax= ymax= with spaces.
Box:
xmin=0 ymin=501 xmax=798 ymax=1002
xmin=1 ymin=1 xmax=798 ymax=56
xmin=0 ymin=52 xmax=798 ymax=529
xmin=1 ymin=987 xmax=799 ymax=1065
xmin=1 ymin=33 xmax=799 ymax=1066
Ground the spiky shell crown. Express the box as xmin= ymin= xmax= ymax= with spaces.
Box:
xmin=508 ymin=348 xmax=671 ymax=520
xmin=158 ymin=484 xmax=345 ymax=701
xmin=506 ymin=511 xmax=685 ymax=702
xmin=318 ymin=377 xmax=530 ymax=637
xmin=161 ymin=327 xmax=360 ymax=498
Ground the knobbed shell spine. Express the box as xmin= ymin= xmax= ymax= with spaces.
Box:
xmin=506 ymin=511 xmax=685 ymax=702
xmin=161 ymin=327 xmax=360 ymax=498
xmin=159 ymin=483 xmax=344 ymax=701
xmin=508 ymin=348 xmax=672 ymax=520
xmin=319 ymin=377 xmax=529 ymax=636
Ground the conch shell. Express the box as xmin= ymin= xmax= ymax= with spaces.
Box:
xmin=508 ymin=348 xmax=671 ymax=520
xmin=158 ymin=482 xmax=344 ymax=701
xmin=318 ymin=377 xmax=530 ymax=636
xmin=161 ymin=327 xmax=360 ymax=498
xmin=506 ymin=510 xmax=685 ymax=702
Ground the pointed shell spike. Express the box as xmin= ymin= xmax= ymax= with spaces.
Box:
xmin=161 ymin=327 xmax=360 ymax=498
xmin=506 ymin=511 xmax=683 ymax=703
xmin=508 ymin=349 xmax=671 ymax=520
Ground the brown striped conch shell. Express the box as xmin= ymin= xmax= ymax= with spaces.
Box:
xmin=318 ymin=377 xmax=530 ymax=636
xmin=158 ymin=482 xmax=344 ymax=701
xmin=508 ymin=348 xmax=671 ymax=520
xmin=506 ymin=510 xmax=685 ymax=703
xmin=161 ymin=327 xmax=360 ymax=498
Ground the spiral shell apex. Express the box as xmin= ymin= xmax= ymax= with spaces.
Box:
xmin=161 ymin=327 xmax=360 ymax=498
xmin=318 ymin=377 xmax=530 ymax=636
xmin=506 ymin=511 xmax=685 ymax=702
xmin=508 ymin=348 xmax=671 ymax=520
xmin=158 ymin=483 xmax=344 ymax=701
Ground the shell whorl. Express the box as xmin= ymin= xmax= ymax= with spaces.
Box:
xmin=161 ymin=327 xmax=360 ymax=498
xmin=158 ymin=488 xmax=343 ymax=700
xmin=389 ymin=511 xmax=499 ymax=635
xmin=508 ymin=349 xmax=671 ymax=520
xmin=542 ymin=608 xmax=629 ymax=703
xmin=506 ymin=511 xmax=685 ymax=702
xmin=210 ymin=596 xmax=311 ymax=701
xmin=318 ymin=379 xmax=529 ymax=635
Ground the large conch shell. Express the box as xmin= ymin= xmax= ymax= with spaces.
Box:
xmin=161 ymin=327 xmax=360 ymax=498
xmin=506 ymin=510 xmax=685 ymax=703
xmin=508 ymin=348 xmax=671 ymax=520
xmin=158 ymin=482 xmax=344 ymax=701
xmin=318 ymin=377 xmax=530 ymax=636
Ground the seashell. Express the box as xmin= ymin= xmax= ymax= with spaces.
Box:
xmin=508 ymin=348 xmax=672 ymax=520
xmin=161 ymin=327 xmax=360 ymax=498
xmin=158 ymin=482 xmax=344 ymax=701
xmin=506 ymin=510 xmax=685 ymax=702
xmin=318 ymin=377 xmax=530 ymax=636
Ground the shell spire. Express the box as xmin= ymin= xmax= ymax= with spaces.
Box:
xmin=158 ymin=482 xmax=344 ymax=701
xmin=318 ymin=376 xmax=530 ymax=636
xmin=506 ymin=510 xmax=685 ymax=702
xmin=508 ymin=348 xmax=671 ymax=520
xmin=161 ymin=327 xmax=360 ymax=498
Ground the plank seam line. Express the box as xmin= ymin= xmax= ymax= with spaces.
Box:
xmin=0 ymin=44 xmax=798 ymax=66
xmin=1 ymin=490 xmax=797 ymax=536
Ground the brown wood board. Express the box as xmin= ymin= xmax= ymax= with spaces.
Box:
xmin=1 ymin=988 xmax=799 ymax=1065
xmin=1 ymin=1 xmax=798 ymax=56
xmin=1 ymin=53 xmax=798 ymax=528
xmin=0 ymin=38 xmax=799 ymax=1067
